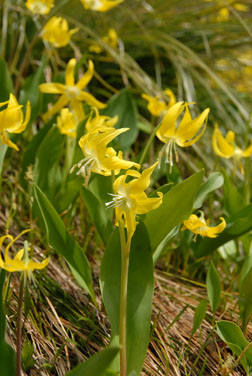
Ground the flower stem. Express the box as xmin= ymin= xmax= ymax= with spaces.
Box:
xmin=119 ymin=221 xmax=131 ymax=376
xmin=139 ymin=118 xmax=161 ymax=166
xmin=16 ymin=275 xmax=25 ymax=376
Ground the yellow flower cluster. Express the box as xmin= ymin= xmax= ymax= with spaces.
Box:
xmin=41 ymin=17 xmax=78 ymax=48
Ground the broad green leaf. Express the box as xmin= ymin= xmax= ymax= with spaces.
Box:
xmin=0 ymin=270 xmax=17 ymax=376
xmin=66 ymin=347 xmax=119 ymax=376
xmin=89 ymin=174 xmax=113 ymax=221
xmin=193 ymin=172 xmax=224 ymax=209
xmin=222 ymin=169 xmax=246 ymax=215
xmin=153 ymin=225 xmax=179 ymax=264
xmin=101 ymin=88 xmax=139 ymax=151
xmin=80 ymin=187 xmax=113 ymax=244
xmin=241 ymin=242 xmax=252 ymax=283
xmin=19 ymin=55 xmax=46 ymax=123
xmin=100 ymin=223 xmax=154 ymax=375
xmin=0 ymin=57 xmax=13 ymax=101
xmin=218 ymin=240 xmax=237 ymax=260
xmin=217 ymin=321 xmax=252 ymax=370
xmin=206 ymin=262 xmax=221 ymax=315
xmin=144 ymin=170 xmax=204 ymax=252
xmin=33 ymin=184 xmax=95 ymax=302
xmin=191 ymin=299 xmax=207 ymax=337
xmin=195 ymin=204 xmax=252 ymax=257
xmin=239 ymin=265 xmax=252 ymax=331
xmin=34 ymin=126 xmax=64 ymax=200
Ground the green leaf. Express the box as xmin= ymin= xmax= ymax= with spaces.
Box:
xmin=0 ymin=57 xmax=13 ymax=101
xmin=80 ymin=187 xmax=113 ymax=244
xmin=102 ymin=88 xmax=139 ymax=151
xmin=33 ymin=184 xmax=95 ymax=302
xmin=66 ymin=347 xmax=119 ymax=376
xmin=217 ymin=321 xmax=252 ymax=371
xmin=144 ymin=170 xmax=204 ymax=252
xmin=34 ymin=126 xmax=64 ymax=200
xmin=21 ymin=341 xmax=35 ymax=372
xmin=100 ymin=222 xmax=154 ymax=375
xmin=193 ymin=172 xmax=224 ymax=209
xmin=195 ymin=204 xmax=252 ymax=257
xmin=239 ymin=243 xmax=252 ymax=331
xmin=153 ymin=225 xmax=179 ymax=264
xmin=191 ymin=299 xmax=207 ymax=337
xmin=0 ymin=144 xmax=7 ymax=177
xmin=206 ymin=262 xmax=221 ymax=315
xmin=222 ymin=169 xmax=246 ymax=215
xmin=0 ymin=270 xmax=17 ymax=376
xmin=19 ymin=55 xmax=46 ymax=123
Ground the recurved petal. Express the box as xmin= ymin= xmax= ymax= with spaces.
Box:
xmin=1 ymin=131 xmax=19 ymax=150
xmin=212 ymin=125 xmax=234 ymax=158
xmin=26 ymin=258 xmax=49 ymax=271
xmin=156 ymin=102 xmax=185 ymax=143
xmin=242 ymin=140 xmax=252 ymax=157
xmin=176 ymin=107 xmax=209 ymax=145
xmin=163 ymin=88 xmax=176 ymax=108
xmin=76 ymin=60 xmax=94 ymax=89
xmin=65 ymin=59 xmax=76 ymax=86
xmin=183 ymin=215 xmax=206 ymax=231
xmin=71 ymin=99 xmax=85 ymax=122
xmin=205 ymin=217 xmax=226 ymax=237
xmin=77 ymin=91 xmax=106 ymax=109
xmin=129 ymin=161 xmax=158 ymax=193
xmin=97 ymin=0 xmax=123 ymax=12
xmin=39 ymin=82 xmax=66 ymax=94
xmin=42 ymin=95 xmax=68 ymax=121
xmin=135 ymin=192 xmax=163 ymax=214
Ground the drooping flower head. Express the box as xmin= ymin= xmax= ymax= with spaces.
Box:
xmin=182 ymin=212 xmax=226 ymax=241
xmin=41 ymin=17 xmax=78 ymax=48
xmin=25 ymin=0 xmax=54 ymax=15
xmin=106 ymin=161 xmax=163 ymax=242
xmin=81 ymin=0 xmax=124 ymax=12
xmin=142 ymin=88 xmax=176 ymax=117
xmin=0 ymin=94 xmax=31 ymax=150
xmin=0 ymin=230 xmax=49 ymax=279
xmin=89 ymin=28 xmax=118 ymax=54
xmin=39 ymin=59 xmax=105 ymax=122
xmin=71 ymin=126 xmax=140 ymax=186
xmin=156 ymin=102 xmax=209 ymax=170
xmin=57 ymin=108 xmax=78 ymax=138
xmin=212 ymin=124 xmax=252 ymax=174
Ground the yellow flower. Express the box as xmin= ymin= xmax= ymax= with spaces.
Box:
xmin=39 ymin=59 xmax=105 ymax=122
xmin=71 ymin=126 xmax=140 ymax=185
xmin=0 ymin=94 xmax=31 ymax=151
xmin=156 ymin=102 xmax=209 ymax=169
xmin=85 ymin=107 xmax=118 ymax=132
xmin=212 ymin=125 xmax=252 ymax=174
xmin=25 ymin=0 xmax=54 ymax=15
xmin=182 ymin=213 xmax=226 ymax=240
xmin=41 ymin=17 xmax=78 ymax=48
xmin=89 ymin=28 xmax=118 ymax=54
xmin=0 ymin=230 xmax=49 ymax=274
xmin=106 ymin=161 xmax=163 ymax=241
xmin=57 ymin=108 xmax=78 ymax=138
xmin=142 ymin=88 xmax=176 ymax=117
xmin=81 ymin=0 xmax=123 ymax=12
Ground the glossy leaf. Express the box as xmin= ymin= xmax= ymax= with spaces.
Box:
xmin=193 ymin=172 xmax=224 ymax=209
xmin=206 ymin=262 xmax=221 ymax=315
xmin=33 ymin=184 xmax=95 ymax=302
xmin=217 ymin=321 xmax=252 ymax=371
xmin=100 ymin=223 xmax=154 ymax=375
xmin=191 ymin=299 xmax=207 ymax=337
xmin=0 ymin=57 xmax=13 ymax=102
xmin=144 ymin=170 xmax=204 ymax=252
xmin=0 ymin=270 xmax=16 ymax=376
xmin=195 ymin=204 xmax=252 ymax=257
xmin=102 ymin=88 xmax=139 ymax=151
xmin=66 ymin=347 xmax=119 ymax=376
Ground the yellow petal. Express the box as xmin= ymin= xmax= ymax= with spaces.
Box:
xmin=176 ymin=107 xmax=209 ymax=146
xmin=39 ymin=83 xmax=66 ymax=94
xmin=26 ymin=258 xmax=49 ymax=271
xmin=71 ymin=99 xmax=85 ymax=123
xmin=65 ymin=59 xmax=76 ymax=86
xmin=42 ymin=95 xmax=68 ymax=121
xmin=212 ymin=125 xmax=234 ymax=158
xmin=242 ymin=141 xmax=252 ymax=157
xmin=156 ymin=102 xmax=185 ymax=143
xmin=1 ymin=131 xmax=19 ymax=150
xmin=77 ymin=91 xmax=106 ymax=109
xmin=76 ymin=60 xmax=94 ymax=90
xmin=205 ymin=217 xmax=226 ymax=238
xmin=129 ymin=161 xmax=158 ymax=193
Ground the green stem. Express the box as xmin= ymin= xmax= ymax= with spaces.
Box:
xmin=1 ymin=0 xmax=9 ymax=59
xmin=62 ymin=136 xmax=75 ymax=187
xmin=16 ymin=275 xmax=25 ymax=376
xmin=244 ymin=158 xmax=250 ymax=205
xmin=139 ymin=119 xmax=160 ymax=166
xmin=119 ymin=221 xmax=131 ymax=376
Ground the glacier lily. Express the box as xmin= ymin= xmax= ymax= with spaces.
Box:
xmin=41 ymin=17 xmax=78 ymax=48
xmin=81 ymin=0 xmax=123 ymax=12
xmin=39 ymin=59 xmax=105 ymax=122
xmin=25 ymin=0 xmax=54 ymax=14
xmin=212 ymin=125 xmax=252 ymax=174
xmin=182 ymin=213 xmax=226 ymax=241
xmin=106 ymin=161 xmax=163 ymax=242
xmin=142 ymin=88 xmax=176 ymax=117
xmin=156 ymin=102 xmax=209 ymax=170
xmin=85 ymin=107 xmax=118 ymax=132
xmin=0 ymin=94 xmax=31 ymax=151
xmin=57 ymin=108 xmax=78 ymax=138
xmin=71 ymin=127 xmax=140 ymax=186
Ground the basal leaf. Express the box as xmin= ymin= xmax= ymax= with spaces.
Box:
xmin=33 ymin=184 xmax=95 ymax=302
xmin=144 ymin=170 xmax=204 ymax=252
xmin=194 ymin=172 xmax=224 ymax=209
xmin=206 ymin=262 xmax=221 ymax=315
xmin=100 ymin=222 xmax=154 ymax=375
xmin=222 ymin=169 xmax=246 ymax=215
xmin=191 ymin=299 xmax=207 ymax=337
